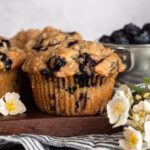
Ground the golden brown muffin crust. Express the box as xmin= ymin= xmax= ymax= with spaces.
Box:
xmin=11 ymin=29 xmax=41 ymax=49
xmin=0 ymin=37 xmax=26 ymax=72
xmin=25 ymin=26 xmax=82 ymax=53
xmin=23 ymin=40 xmax=125 ymax=77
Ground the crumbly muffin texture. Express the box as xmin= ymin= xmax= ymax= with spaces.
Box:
xmin=11 ymin=29 xmax=41 ymax=49
xmin=0 ymin=37 xmax=26 ymax=72
xmin=25 ymin=26 xmax=82 ymax=53
xmin=23 ymin=39 xmax=125 ymax=116
xmin=23 ymin=40 xmax=125 ymax=78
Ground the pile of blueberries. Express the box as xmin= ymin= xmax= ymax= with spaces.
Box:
xmin=99 ymin=23 xmax=150 ymax=45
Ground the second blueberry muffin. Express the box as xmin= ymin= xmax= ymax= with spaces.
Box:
xmin=22 ymin=40 xmax=125 ymax=116
xmin=11 ymin=29 xmax=41 ymax=49
xmin=0 ymin=37 xmax=26 ymax=97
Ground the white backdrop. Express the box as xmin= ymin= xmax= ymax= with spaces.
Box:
xmin=0 ymin=0 xmax=150 ymax=40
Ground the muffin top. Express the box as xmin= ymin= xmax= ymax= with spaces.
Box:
xmin=0 ymin=37 xmax=26 ymax=72
xmin=23 ymin=40 xmax=125 ymax=78
xmin=25 ymin=26 xmax=82 ymax=54
xmin=11 ymin=29 xmax=41 ymax=49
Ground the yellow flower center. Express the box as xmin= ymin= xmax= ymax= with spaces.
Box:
xmin=5 ymin=101 xmax=15 ymax=112
xmin=139 ymin=111 xmax=145 ymax=118
xmin=112 ymin=101 xmax=125 ymax=115
xmin=128 ymin=133 xmax=138 ymax=148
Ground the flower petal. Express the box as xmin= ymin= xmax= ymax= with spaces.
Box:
xmin=9 ymin=99 xmax=26 ymax=115
xmin=119 ymin=139 xmax=129 ymax=150
xmin=144 ymin=121 xmax=150 ymax=147
xmin=107 ymin=100 xmax=119 ymax=124
xmin=0 ymin=99 xmax=9 ymax=116
xmin=5 ymin=92 xmax=20 ymax=102
xmin=144 ymin=100 xmax=150 ymax=113
xmin=107 ymin=90 xmax=130 ymax=127
xmin=118 ymin=85 xmax=133 ymax=104
xmin=0 ymin=92 xmax=26 ymax=116
xmin=120 ymin=126 xmax=143 ymax=150
xmin=4 ymin=92 xmax=12 ymax=101
xmin=133 ymin=101 xmax=144 ymax=113
xmin=113 ymin=114 xmax=128 ymax=128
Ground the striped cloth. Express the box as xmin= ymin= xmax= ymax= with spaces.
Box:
xmin=0 ymin=133 xmax=123 ymax=150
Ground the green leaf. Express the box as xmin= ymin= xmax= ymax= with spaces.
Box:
xmin=128 ymin=84 xmax=146 ymax=94
xmin=143 ymin=77 xmax=150 ymax=85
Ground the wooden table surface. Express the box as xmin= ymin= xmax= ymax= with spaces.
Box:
xmin=0 ymin=106 xmax=122 ymax=137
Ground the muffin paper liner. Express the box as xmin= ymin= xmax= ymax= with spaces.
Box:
xmin=29 ymin=73 xmax=115 ymax=116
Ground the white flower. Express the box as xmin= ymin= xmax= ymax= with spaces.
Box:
xmin=107 ymin=90 xmax=130 ymax=127
xmin=145 ymin=114 xmax=150 ymax=121
xmin=132 ymin=113 xmax=141 ymax=122
xmin=133 ymin=101 xmax=144 ymax=113
xmin=144 ymin=121 xmax=150 ymax=148
xmin=133 ymin=100 xmax=150 ymax=113
xmin=119 ymin=126 xmax=143 ymax=150
xmin=117 ymin=85 xmax=134 ymax=104
xmin=130 ymin=100 xmax=150 ymax=129
xmin=0 ymin=92 xmax=26 ymax=116
xmin=143 ymin=100 xmax=150 ymax=113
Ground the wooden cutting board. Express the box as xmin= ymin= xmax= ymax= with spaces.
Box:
xmin=0 ymin=106 xmax=122 ymax=136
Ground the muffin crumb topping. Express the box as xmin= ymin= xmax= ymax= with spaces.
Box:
xmin=23 ymin=40 xmax=125 ymax=80
xmin=0 ymin=37 xmax=26 ymax=71
xmin=26 ymin=26 xmax=82 ymax=53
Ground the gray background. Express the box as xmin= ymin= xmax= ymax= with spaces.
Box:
xmin=0 ymin=0 xmax=150 ymax=40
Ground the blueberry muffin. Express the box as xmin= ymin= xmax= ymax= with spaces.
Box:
xmin=22 ymin=40 xmax=125 ymax=116
xmin=11 ymin=29 xmax=41 ymax=49
xmin=0 ymin=37 xmax=26 ymax=97
xmin=25 ymin=26 xmax=82 ymax=55
xmin=11 ymin=29 xmax=41 ymax=106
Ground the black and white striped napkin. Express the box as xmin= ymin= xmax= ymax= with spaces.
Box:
xmin=0 ymin=133 xmax=123 ymax=150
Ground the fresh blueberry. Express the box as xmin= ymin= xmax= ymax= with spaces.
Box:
xmin=123 ymin=23 xmax=141 ymax=36
xmin=134 ymin=31 xmax=150 ymax=44
xmin=99 ymin=35 xmax=112 ymax=43
xmin=111 ymin=29 xmax=125 ymax=40
xmin=143 ymin=23 xmax=150 ymax=33
xmin=114 ymin=37 xmax=130 ymax=45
